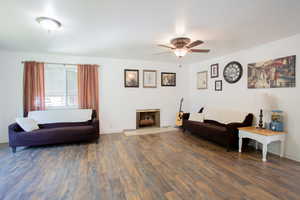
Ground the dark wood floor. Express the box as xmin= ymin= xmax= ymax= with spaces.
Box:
xmin=1 ymin=131 xmax=300 ymax=200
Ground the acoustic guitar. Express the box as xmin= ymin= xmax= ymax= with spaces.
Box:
xmin=175 ymin=98 xmax=184 ymax=127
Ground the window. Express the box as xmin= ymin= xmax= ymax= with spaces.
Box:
xmin=45 ymin=64 xmax=78 ymax=109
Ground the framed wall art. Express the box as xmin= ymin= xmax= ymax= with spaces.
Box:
xmin=215 ymin=80 xmax=222 ymax=91
xmin=197 ymin=71 xmax=208 ymax=89
xmin=161 ymin=72 xmax=176 ymax=86
xmin=124 ymin=69 xmax=139 ymax=87
xmin=210 ymin=63 xmax=219 ymax=78
xmin=143 ymin=70 xmax=157 ymax=88
xmin=248 ymin=55 xmax=296 ymax=89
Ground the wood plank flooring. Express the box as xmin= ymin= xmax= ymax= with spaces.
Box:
xmin=1 ymin=130 xmax=300 ymax=200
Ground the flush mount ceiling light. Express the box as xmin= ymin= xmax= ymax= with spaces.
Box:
xmin=36 ymin=17 xmax=62 ymax=31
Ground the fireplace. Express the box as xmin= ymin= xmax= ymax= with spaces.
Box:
xmin=136 ymin=109 xmax=160 ymax=129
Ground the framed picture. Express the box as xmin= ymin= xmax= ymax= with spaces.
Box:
xmin=210 ymin=64 xmax=219 ymax=78
xmin=215 ymin=80 xmax=222 ymax=91
xmin=161 ymin=72 xmax=176 ymax=86
xmin=197 ymin=71 xmax=208 ymax=89
xmin=124 ymin=69 xmax=139 ymax=87
xmin=143 ymin=70 xmax=157 ymax=88
xmin=248 ymin=55 xmax=296 ymax=88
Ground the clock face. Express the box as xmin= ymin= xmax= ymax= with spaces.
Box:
xmin=223 ymin=61 xmax=243 ymax=83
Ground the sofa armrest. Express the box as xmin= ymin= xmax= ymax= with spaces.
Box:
xmin=182 ymin=113 xmax=190 ymax=120
xmin=92 ymin=119 xmax=100 ymax=132
xmin=8 ymin=123 xmax=26 ymax=147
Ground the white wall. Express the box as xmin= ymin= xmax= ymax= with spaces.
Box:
xmin=188 ymin=34 xmax=300 ymax=162
xmin=0 ymin=51 xmax=189 ymax=143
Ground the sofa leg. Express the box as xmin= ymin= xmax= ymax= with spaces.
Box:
xmin=11 ymin=147 xmax=16 ymax=153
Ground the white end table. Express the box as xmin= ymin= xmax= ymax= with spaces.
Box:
xmin=238 ymin=127 xmax=286 ymax=162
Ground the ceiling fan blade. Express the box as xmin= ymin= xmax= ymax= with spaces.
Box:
xmin=187 ymin=40 xmax=204 ymax=48
xmin=158 ymin=44 xmax=175 ymax=49
xmin=153 ymin=51 xmax=172 ymax=55
xmin=190 ymin=49 xmax=210 ymax=53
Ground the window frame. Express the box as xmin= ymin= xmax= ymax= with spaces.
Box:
xmin=45 ymin=64 xmax=79 ymax=110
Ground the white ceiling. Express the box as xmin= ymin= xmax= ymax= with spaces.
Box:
xmin=1 ymin=0 xmax=300 ymax=64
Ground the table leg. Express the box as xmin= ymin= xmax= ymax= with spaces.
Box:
xmin=239 ymin=137 xmax=242 ymax=153
xmin=280 ymin=140 xmax=285 ymax=157
xmin=255 ymin=141 xmax=259 ymax=150
xmin=262 ymin=143 xmax=268 ymax=162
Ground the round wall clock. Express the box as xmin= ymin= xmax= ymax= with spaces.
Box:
xmin=223 ymin=61 xmax=243 ymax=83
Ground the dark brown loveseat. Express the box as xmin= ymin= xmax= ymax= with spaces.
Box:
xmin=8 ymin=110 xmax=99 ymax=153
xmin=182 ymin=113 xmax=253 ymax=151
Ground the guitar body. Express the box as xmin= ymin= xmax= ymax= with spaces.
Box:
xmin=176 ymin=112 xmax=184 ymax=126
xmin=175 ymin=98 xmax=184 ymax=127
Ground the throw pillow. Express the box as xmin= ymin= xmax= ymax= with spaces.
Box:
xmin=189 ymin=113 xmax=204 ymax=122
xmin=16 ymin=118 xmax=39 ymax=132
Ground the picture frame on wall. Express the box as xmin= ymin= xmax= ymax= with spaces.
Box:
xmin=143 ymin=70 xmax=157 ymax=88
xmin=215 ymin=80 xmax=222 ymax=91
xmin=161 ymin=72 xmax=176 ymax=86
xmin=210 ymin=64 xmax=219 ymax=78
xmin=124 ymin=69 xmax=139 ymax=87
xmin=197 ymin=71 xmax=208 ymax=89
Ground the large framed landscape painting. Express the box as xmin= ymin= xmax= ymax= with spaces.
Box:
xmin=248 ymin=55 xmax=296 ymax=89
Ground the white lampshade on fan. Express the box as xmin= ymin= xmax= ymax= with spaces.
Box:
xmin=36 ymin=17 xmax=62 ymax=31
xmin=174 ymin=48 xmax=188 ymax=58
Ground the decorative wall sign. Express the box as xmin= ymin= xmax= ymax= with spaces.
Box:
xmin=124 ymin=69 xmax=139 ymax=87
xmin=143 ymin=70 xmax=157 ymax=88
xmin=215 ymin=80 xmax=222 ymax=91
xmin=210 ymin=64 xmax=219 ymax=78
xmin=248 ymin=55 xmax=296 ymax=88
xmin=197 ymin=71 xmax=208 ymax=89
xmin=223 ymin=61 xmax=243 ymax=83
xmin=161 ymin=72 xmax=176 ymax=86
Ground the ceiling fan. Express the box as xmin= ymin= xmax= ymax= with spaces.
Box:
xmin=158 ymin=37 xmax=210 ymax=58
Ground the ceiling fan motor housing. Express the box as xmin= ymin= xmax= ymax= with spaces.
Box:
xmin=170 ymin=37 xmax=191 ymax=48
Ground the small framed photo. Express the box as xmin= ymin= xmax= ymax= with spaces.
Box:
xmin=161 ymin=72 xmax=176 ymax=86
xmin=210 ymin=64 xmax=219 ymax=78
xmin=124 ymin=69 xmax=139 ymax=87
xmin=215 ymin=80 xmax=222 ymax=91
xmin=143 ymin=70 xmax=157 ymax=88
xmin=197 ymin=71 xmax=208 ymax=89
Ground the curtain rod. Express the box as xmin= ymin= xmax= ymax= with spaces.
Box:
xmin=21 ymin=61 xmax=99 ymax=67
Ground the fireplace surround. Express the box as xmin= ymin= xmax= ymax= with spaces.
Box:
xmin=136 ymin=109 xmax=160 ymax=129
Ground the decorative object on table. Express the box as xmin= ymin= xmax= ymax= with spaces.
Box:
xmin=223 ymin=61 xmax=243 ymax=83
xmin=270 ymin=110 xmax=284 ymax=132
xmin=161 ymin=72 xmax=176 ymax=86
xmin=210 ymin=64 xmax=219 ymax=78
xmin=215 ymin=80 xmax=222 ymax=91
xmin=256 ymin=93 xmax=271 ymax=129
xmin=175 ymin=98 xmax=184 ymax=126
xmin=197 ymin=71 xmax=208 ymax=89
xmin=248 ymin=55 xmax=296 ymax=89
xmin=143 ymin=70 xmax=157 ymax=88
xmin=124 ymin=69 xmax=139 ymax=87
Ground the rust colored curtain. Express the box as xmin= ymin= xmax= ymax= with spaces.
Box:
xmin=77 ymin=65 xmax=99 ymax=119
xmin=23 ymin=61 xmax=45 ymax=116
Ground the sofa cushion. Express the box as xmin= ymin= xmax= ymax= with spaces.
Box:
xmin=189 ymin=113 xmax=204 ymax=122
xmin=204 ymin=107 xmax=248 ymax=124
xmin=16 ymin=118 xmax=39 ymax=132
xmin=28 ymin=109 xmax=92 ymax=124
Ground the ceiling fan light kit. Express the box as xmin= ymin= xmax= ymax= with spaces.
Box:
xmin=158 ymin=37 xmax=210 ymax=58
xmin=36 ymin=17 xmax=62 ymax=31
xmin=174 ymin=48 xmax=188 ymax=58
